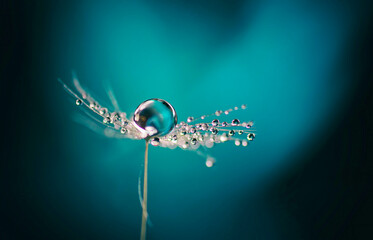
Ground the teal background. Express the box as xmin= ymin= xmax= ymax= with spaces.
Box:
xmin=2 ymin=0 xmax=373 ymax=239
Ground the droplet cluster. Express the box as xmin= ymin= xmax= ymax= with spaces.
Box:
xmin=59 ymin=77 xmax=256 ymax=167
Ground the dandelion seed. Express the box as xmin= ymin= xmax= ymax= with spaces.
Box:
xmin=59 ymin=75 xmax=256 ymax=240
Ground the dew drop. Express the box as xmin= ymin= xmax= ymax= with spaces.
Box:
xmin=190 ymin=127 xmax=196 ymax=134
xmin=191 ymin=138 xmax=197 ymax=145
xmin=228 ymin=130 xmax=235 ymax=136
xmin=247 ymin=133 xmax=255 ymax=141
xmin=246 ymin=121 xmax=254 ymax=129
xmin=232 ymin=119 xmax=240 ymax=126
xmin=187 ymin=117 xmax=194 ymax=123
xmin=220 ymin=133 xmax=228 ymax=142
xmin=222 ymin=122 xmax=228 ymax=127
xmin=99 ymin=108 xmax=107 ymax=115
xmin=205 ymin=157 xmax=215 ymax=167
xmin=238 ymin=130 xmax=243 ymax=135
xmin=180 ymin=129 xmax=187 ymax=136
xmin=133 ymin=98 xmax=177 ymax=138
xmin=235 ymin=140 xmax=241 ymax=146
xmin=242 ymin=140 xmax=248 ymax=146
xmin=201 ymin=124 xmax=208 ymax=131
xmin=212 ymin=119 xmax=219 ymax=127
xmin=103 ymin=117 xmax=110 ymax=124
xmin=151 ymin=137 xmax=160 ymax=146
xmin=210 ymin=127 xmax=218 ymax=135
xmin=241 ymin=104 xmax=247 ymax=109
xmin=120 ymin=127 xmax=127 ymax=134
xmin=76 ymin=99 xmax=82 ymax=106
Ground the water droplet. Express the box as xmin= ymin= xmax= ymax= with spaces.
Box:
xmin=220 ymin=133 xmax=228 ymax=142
xmin=242 ymin=140 xmax=248 ymax=146
xmin=201 ymin=124 xmax=208 ymax=131
xmin=103 ymin=117 xmax=110 ymax=124
xmin=246 ymin=121 xmax=254 ymax=129
xmin=99 ymin=108 xmax=107 ymax=115
xmin=235 ymin=140 xmax=241 ymax=146
xmin=224 ymin=110 xmax=229 ymax=115
xmin=76 ymin=99 xmax=82 ymax=106
xmin=222 ymin=122 xmax=228 ymax=127
xmin=232 ymin=119 xmax=240 ymax=126
xmin=180 ymin=129 xmax=187 ymax=135
xmin=247 ymin=133 xmax=255 ymax=141
xmin=187 ymin=117 xmax=194 ymax=123
xmin=228 ymin=130 xmax=235 ymax=136
xmin=241 ymin=104 xmax=247 ymax=109
xmin=210 ymin=127 xmax=218 ymax=135
xmin=211 ymin=119 xmax=219 ymax=127
xmin=151 ymin=137 xmax=160 ymax=146
xmin=205 ymin=157 xmax=215 ymax=167
xmin=190 ymin=127 xmax=196 ymax=134
xmin=191 ymin=138 xmax=197 ymax=145
xmin=201 ymin=116 xmax=205 ymax=120
xmin=238 ymin=130 xmax=243 ymax=135
xmin=122 ymin=120 xmax=129 ymax=126
xmin=120 ymin=127 xmax=127 ymax=134
xmin=234 ymin=106 xmax=238 ymax=110
xmin=133 ymin=98 xmax=177 ymax=138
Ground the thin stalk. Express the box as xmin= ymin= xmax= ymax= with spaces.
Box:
xmin=140 ymin=140 xmax=149 ymax=240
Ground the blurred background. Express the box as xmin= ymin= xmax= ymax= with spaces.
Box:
xmin=1 ymin=0 xmax=373 ymax=239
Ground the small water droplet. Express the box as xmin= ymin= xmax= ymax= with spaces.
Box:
xmin=120 ymin=127 xmax=127 ymax=134
xmin=191 ymin=138 xmax=197 ymax=145
xmin=187 ymin=117 xmax=194 ymax=123
xmin=247 ymin=133 xmax=255 ymax=141
xmin=151 ymin=137 xmax=160 ymax=146
xmin=99 ymin=108 xmax=107 ymax=115
xmin=222 ymin=122 xmax=228 ymax=127
xmin=205 ymin=157 xmax=215 ymax=167
xmin=212 ymin=119 xmax=219 ymax=126
xmin=180 ymin=128 xmax=187 ymax=135
xmin=220 ymin=133 xmax=228 ymax=142
xmin=190 ymin=127 xmax=196 ymax=134
xmin=246 ymin=121 xmax=254 ymax=129
xmin=76 ymin=99 xmax=82 ymax=106
xmin=210 ymin=127 xmax=218 ymax=135
xmin=228 ymin=130 xmax=235 ymax=136
xmin=103 ymin=117 xmax=110 ymax=124
xmin=232 ymin=119 xmax=240 ymax=126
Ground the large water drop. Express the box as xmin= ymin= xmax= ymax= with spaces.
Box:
xmin=133 ymin=98 xmax=177 ymax=138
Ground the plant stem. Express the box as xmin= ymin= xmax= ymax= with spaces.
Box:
xmin=140 ymin=140 xmax=149 ymax=240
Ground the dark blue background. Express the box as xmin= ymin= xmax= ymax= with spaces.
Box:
xmin=1 ymin=0 xmax=373 ymax=239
